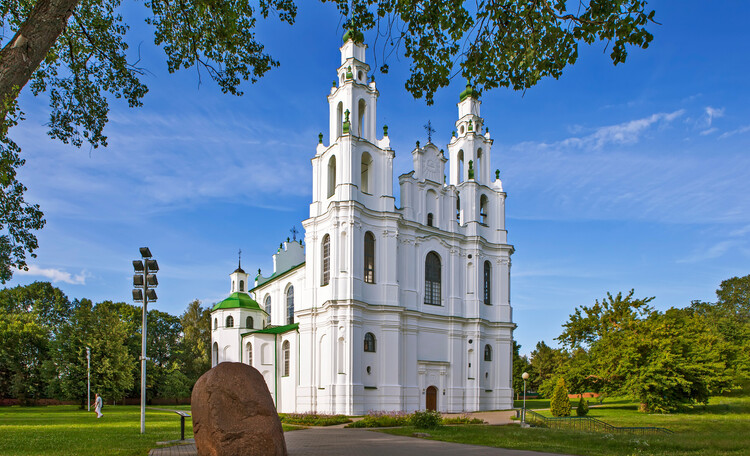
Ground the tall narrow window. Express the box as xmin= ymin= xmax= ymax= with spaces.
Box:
xmin=427 ymin=213 xmax=434 ymax=227
xmin=358 ymin=99 xmax=367 ymax=137
xmin=246 ymin=316 xmax=254 ymax=328
xmin=322 ymin=234 xmax=331 ymax=286
xmin=246 ymin=342 xmax=253 ymax=366
xmin=425 ymin=252 xmax=442 ymax=305
xmin=480 ymin=195 xmax=488 ymax=225
xmin=364 ymin=332 xmax=376 ymax=352
xmin=264 ymin=296 xmax=271 ymax=319
xmin=336 ymin=102 xmax=343 ymax=137
xmin=226 ymin=315 xmax=234 ymax=327
xmin=282 ymin=340 xmax=290 ymax=376
xmin=214 ymin=318 xmax=217 ymax=330
xmin=327 ymin=155 xmax=337 ymax=198
xmin=286 ymin=285 xmax=295 ymax=325
xmin=364 ymin=231 xmax=375 ymax=283
xmin=458 ymin=150 xmax=465 ymax=183
xmin=361 ymin=152 xmax=372 ymax=194
xmin=212 ymin=342 xmax=218 ymax=366
xmin=239 ymin=280 xmax=244 ymax=292
xmin=456 ymin=194 xmax=461 ymax=224
xmin=484 ymin=344 xmax=492 ymax=361
xmin=484 ymin=261 xmax=492 ymax=305
xmin=477 ymin=148 xmax=483 ymax=181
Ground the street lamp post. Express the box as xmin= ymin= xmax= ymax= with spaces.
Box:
xmin=522 ymin=372 xmax=529 ymax=424
xmin=86 ymin=347 xmax=90 ymax=412
xmin=133 ymin=247 xmax=158 ymax=434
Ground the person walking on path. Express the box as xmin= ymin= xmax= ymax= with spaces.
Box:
xmin=92 ymin=393 xmax=103 ymax=418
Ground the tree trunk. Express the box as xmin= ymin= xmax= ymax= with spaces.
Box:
xmin=0 ymin=0 xmax=79 ymax=117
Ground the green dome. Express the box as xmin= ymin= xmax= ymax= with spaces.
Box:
xmin=459 ymin=83 xmax=479 ymax=102
xmin=343 ymin=29 xmax=364 ymax=44
xmin=212 ymin=292 xmax=262 ymax=311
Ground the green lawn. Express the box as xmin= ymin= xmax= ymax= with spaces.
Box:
xmin=382 ymin=396 xmax=750 ymax=456
xmin=0 ymin=405 xmax=300 ymax=456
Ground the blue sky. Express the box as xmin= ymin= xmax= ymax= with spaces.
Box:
xmin=6 ymin=1 xmax=750 ymax=356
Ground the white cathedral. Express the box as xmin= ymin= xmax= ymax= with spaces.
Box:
xmin=211 ymin=31 xmax=515 ymax=415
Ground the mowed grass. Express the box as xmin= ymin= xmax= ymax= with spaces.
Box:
xmin=0 ymin=405 xmax=302 ymax=456
xmin=381 ymin=396 xmax=750 ymax=456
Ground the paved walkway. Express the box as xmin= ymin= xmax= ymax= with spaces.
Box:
xmin=149 ymin=411 xmax=566 ymax=456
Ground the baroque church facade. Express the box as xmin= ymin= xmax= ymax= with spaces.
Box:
xmin=211 ymin=32 xmax=515 ymax=415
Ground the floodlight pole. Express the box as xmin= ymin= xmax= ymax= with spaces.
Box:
xmin=86 ymin=347 xmax=90 ymax=412
xmin=140 ymin=259 xmax=149 ymax=435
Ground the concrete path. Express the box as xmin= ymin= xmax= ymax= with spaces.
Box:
xmin=150 ymin=423 xmax=568 ymax=456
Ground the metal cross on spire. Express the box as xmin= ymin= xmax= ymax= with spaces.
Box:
xmin=424 ymin=120 xmax=436 ymax=143
xmin=238 ymin=248 xmax=242 ymax=269
xmin=290 ymin=226 xmax=299 ymax=242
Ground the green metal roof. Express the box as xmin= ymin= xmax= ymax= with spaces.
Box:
xmin=459 ymin=83 xmax=479 ymax=102
xmin=242 ymin=323 xmax=299 ymax=337
xmin=212 ymin=292 xmax=262 ymax=311
xmin=251 ymin=261 xmax=305 ymax=291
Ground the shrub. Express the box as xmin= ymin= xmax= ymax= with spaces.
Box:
xmin=576 ymin=396 xmax=589 ymax=416
xmin=410 ymin=409 xmax=442 ymax=429
xmin=345 ymin=410 xmax=410 ymax=428
xmin=279 ymin=412 xmax=351 ymax=426
xmin=550 ymin=377 xmax=571 ymax=417
xmin=442 ymin=414 xmax=485 ymax=425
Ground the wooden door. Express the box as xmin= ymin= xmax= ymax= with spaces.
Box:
xmin=426 ymin=386 xmax=438 ymax=411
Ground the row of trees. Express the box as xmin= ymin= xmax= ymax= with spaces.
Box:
xmin=0 ymin=282 xmax=212 ymax=405
xmin=513 ymin=274 xmax=750 ymax=412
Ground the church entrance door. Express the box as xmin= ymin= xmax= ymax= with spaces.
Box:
xmin=426 ymin=386 xmax=438 ymax=411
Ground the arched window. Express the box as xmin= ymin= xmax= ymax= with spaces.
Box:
xmin=427 ymin=213 xmax=434 ymax=227
xmin=336 ymin=102 xmax=343 ymax=137
xmin=264 ymin=295 xmax=271 ymax=319
xmin=327 ymin=155 xmax=337 ymax=198
xmin=214 ymin=318 xmax=217 ymax=330
xmin=226 ymin=315 xmax=234 ymax=328
xmin=425 ymin=252 xmax=441 ymax=306
xmin=357 ymin=99 xmax=367 ymax=137
xmin=484 ymin=344 xmax=492 ymax=362
xmin=364 ymin=231 xmax=375 ymax=284
xmin=246 ymin=342 xmax=253 ymax=366
xmin=282 ymin=340 xmax=291 ymax=377
xmin=239 ymin=280 xmax=244 ymax=292
xmin=483 ymin=261 xmax=492 ymax=305
xmin=364 ymin=332 xmax=376 ymax=352
xmin=456 ymin=194 xmax=461 ymax=224
xmin=458 ymin=150 xmax=464 ymax=183
xmin=480 ymin=194 xmax=488 ymax=225
xmin=246 ymin=316 xmax=254 ymax=329
xmin=212 ymin=342 xmax=219 ymax=366
xmin=361 ymin=152 xmax=372 ymax=194
xmin=286 ymin=285 xmax=295 ymax=325
xmin=321 ymin=234 xmax=331 ymax=286
xmin=477 ymin=148 xmax=483 ymax=181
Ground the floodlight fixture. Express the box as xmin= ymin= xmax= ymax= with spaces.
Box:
xmin=146 ymin=259 xmax=159 ymax=272
xmin=132 ymin=289 xmax=144 ymax=302
xmin=133 ymin=260 xmax=144 ymax=272
xmin=139 ymin=247 xmax=152 ymax=258
xmin=133 ymin=274 xmax=144 ymax=287
xmin=146 ymin=289 xmax=157 ymax=301
xmin=146 ymin=274 xmax=158 ymax=287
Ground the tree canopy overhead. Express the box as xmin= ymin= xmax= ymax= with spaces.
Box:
xmin=0 ymin=0 xmax=656 ymax=281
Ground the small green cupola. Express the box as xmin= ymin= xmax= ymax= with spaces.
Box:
xmin=459 ymin=83 xmax=479 ymax=102
xmin=343 ymin=28 xmax=364 ymax=44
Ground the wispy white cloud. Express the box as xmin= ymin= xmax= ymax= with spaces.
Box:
xmin=677 ymin=240 xmax=745 ymax=264
xmin=700 ymin=127 xmax=718 ymax=136
xmin=17 ymin=265 xmax=88 ymax=284
xmin=704 ymin=106 xmax=725 ymax=127
xmin=719 ymin=124 xmax=750 ymax=139
xmin=518 ymin=110 xmax=685 ymax=151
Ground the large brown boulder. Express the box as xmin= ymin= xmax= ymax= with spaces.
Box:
xmin=191 ymin=362 xmax=287 ymax=456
